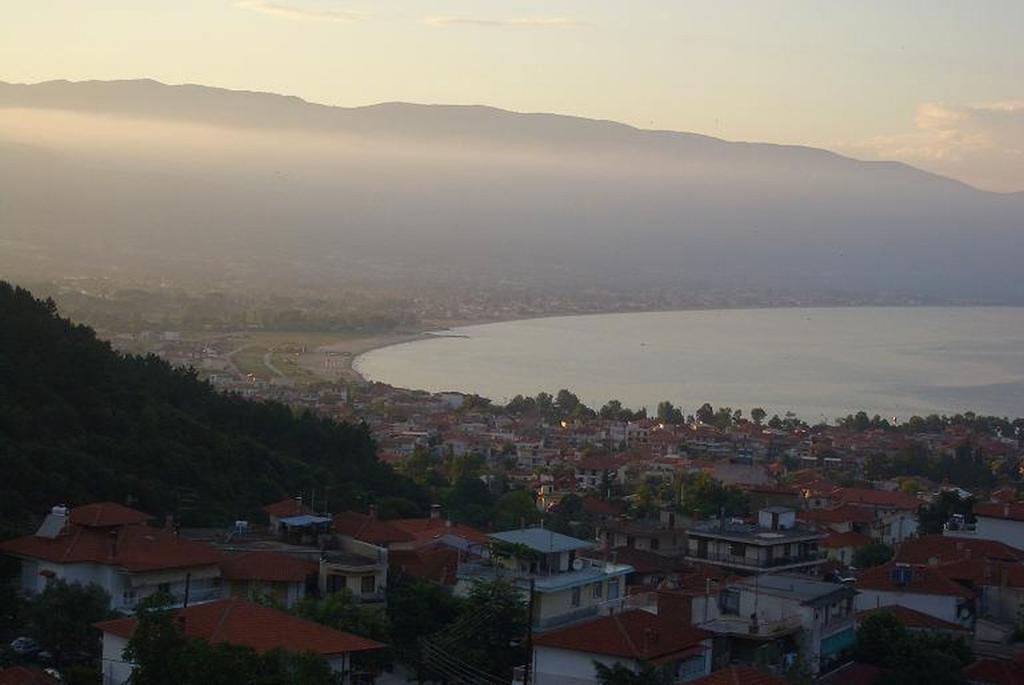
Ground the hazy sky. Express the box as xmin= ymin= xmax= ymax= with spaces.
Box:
xmin=3 ymin=0 xmax=1023 ymax=191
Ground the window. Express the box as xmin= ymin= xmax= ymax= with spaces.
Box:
xmin=571 ymin=587 xmax=581 ymax=607
xmin=650 ymin=538 xmax=660 ymax=550
xmin=719 ymin=588 xmax=740 ymax=616
xmin=607 ymin=579 xmax=620 ymax=601
xmin=593 ymin=582 xmax=603 ymax=599
xmin=729 ymin=543 xmax=745 ymax=557
xmin=361 ymin=575 xmax=376 ymax=594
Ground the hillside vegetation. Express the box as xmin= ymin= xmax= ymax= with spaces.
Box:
xmin=0 ymin=282 xmax=424 ymax=532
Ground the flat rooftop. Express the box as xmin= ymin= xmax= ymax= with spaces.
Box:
xmin=732 ymin=573 xmax=855 ymax=606
xmin=489 ymin=528 xmax=595 ymax=554
xmin=689 ymin=521 xmax=822 ymax=544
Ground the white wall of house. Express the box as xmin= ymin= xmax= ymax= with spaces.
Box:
xmin=854 ymin=589 xmax=962 ymax=624
xmin=531 ymin=644 xmax=709 ymax=685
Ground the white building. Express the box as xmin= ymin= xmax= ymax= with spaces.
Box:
xmin=0 ymin=503 xmax=223 ymax=613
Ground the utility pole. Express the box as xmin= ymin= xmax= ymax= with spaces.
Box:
xmin=523 ymin=578 xmax=536 ymax=685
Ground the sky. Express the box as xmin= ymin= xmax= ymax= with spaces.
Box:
xmin=2 ymin=0 xmax=1023 ymax=192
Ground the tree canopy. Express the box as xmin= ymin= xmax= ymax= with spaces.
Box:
xmin=0 ymin=282 xmax=426 ymax=529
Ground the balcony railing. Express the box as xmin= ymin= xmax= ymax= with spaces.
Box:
xmin=686 ymin=550 xmax=824 ymax=569
xmin=702 ymin=614 xmax=802 ymax=638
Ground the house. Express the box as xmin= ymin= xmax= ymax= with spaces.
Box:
xmin=575 ymin=456 xmax=624 ymax=491
xmin=525 ymin=609 xmax=711 ymax=684
xmin=856 ymin=605 xmax=972 ymax=638
xmin=853 ymin=562 xmax=974 ymax=627
xmin=388 ymin=506 xmax=489 ymax=552
xmin=685 ymin=508 xmax=825 ymax=575
xmin=219 ymin=551 xmax=317 ymax=608
xmin=333 ymin=508 xmax=415 ymax=549
xmin=895 ymin=535 xmax=1024 ymax=566
xmin=831 ymin=488 xmax=921 ymax=544
xmin=597 ymin=510 xmax=687 ymax=555
xmin=0 ymin=504 xmax=223 ymax=612
xmin=689 ymin=666 xmax=788 ymax=685
xmin=319 ymin=536 xmax=389 ymax=606
xmin=262 ymin=497 xmax=314 ymax=535
xmin=95 ymin=598 xmax=384 ymax=684
xmin=694 ymin=573 xmax=858 ymax=675
xmin=961 ymin=503 xmax=1024 ymax=551
xmin=456 ymin=527 xmax=633 ymax=632
xmin=821 ymin=532 xmax=872 ymax=567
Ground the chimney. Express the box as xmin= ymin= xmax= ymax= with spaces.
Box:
xmin=368 ymin=504 xmax=378 ymax=520
xmin=430 ymin=504 xmax=442 ymax=520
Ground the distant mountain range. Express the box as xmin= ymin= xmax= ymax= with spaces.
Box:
xmin=1 ymin=79 xmax=1022 ymax=302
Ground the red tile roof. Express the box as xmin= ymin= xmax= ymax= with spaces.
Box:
xmin=894 ymin=535 xmax=1024 ymax=565
xmin=333 ymin=512 xmax=414 ymax=545
xmin=835 ymin=488 xmax=922 ymax=511
xmin=581 ymin=496 xmax=626 ymax=517
xmin=857 ymin=605 xmax=970 ymax=633
xmin=389 ymin=546 xmax=460 ymax=585
xmin=388 ymin=518 xmax=488 ymax=547
xmin=939 ymin=559 xmax=1024 ymax=589
xmin=822 ymin=531 xmax=873 ymax=549
xmin=69 ymin=502 xmax=152 ymax=528
xmin=798 ymin=505 xmax=876 ymax=526
xmin=856 ymin=562 xmax=971 ymax=598
xmin=963 ymin=658 xmax=1024 ymax=685
xmin=95 ymin=598 xmax=384 ymax=655
xmin=1 ymin=524 xmax=222 ymax=572
xmin=262 ymin=498 xmax=312 ymax=519
xmin=689 ymin=666 xmax=788 ymax=685
xmin=975 ymin=503 xmax=1024 ymax=523
xmin=0 ymin=666 xmax=60 ymax=685
xmin=219 ymin=551 xmax=318 ymax=583
xmin=533 ymin=610 xmax=708 ymax=662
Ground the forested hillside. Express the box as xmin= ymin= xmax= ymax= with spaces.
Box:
xmin=0 ymin=282 xmax=424 ymax=533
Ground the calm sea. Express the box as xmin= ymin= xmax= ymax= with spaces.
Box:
xmin=354 ymin=307 xmax=1024 ymax=421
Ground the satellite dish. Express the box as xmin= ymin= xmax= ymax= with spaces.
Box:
xmin=572 ymin=558 xmax=585 ymax=571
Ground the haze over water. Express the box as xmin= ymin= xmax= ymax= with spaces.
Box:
xmin=356 ymin=307 xmax=1024 ymax=421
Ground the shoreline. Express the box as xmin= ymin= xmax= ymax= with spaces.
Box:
xmin=341 ymin=301 xmax=1024 ymax=385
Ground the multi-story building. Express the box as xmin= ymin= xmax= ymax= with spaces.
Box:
xmin=685 ymin=508 xmax=825 ymax=575
xmin=455 ymin=527 xmax=633 ymax=632
xmin=693 ymin=573 xmax=858 ymax=676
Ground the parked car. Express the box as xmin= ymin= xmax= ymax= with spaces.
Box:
xmin=9 ymin=636 xmax=41 ymax=656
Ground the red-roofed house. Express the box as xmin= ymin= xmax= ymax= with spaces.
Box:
xmin=856 ymin=604 xmax=972 ymax=637
xmin=262 ymin=497 xmax=313 ymax=535
xmin=333 ymin=508 xmax=415 ymax=549
xmin=968 ymin=503 xmax=1024 ymax=551
xmin=853 ymin=562 xmax=974 ymax=627
xmin=896 ymin=535 xmax=1024 ymax=566
xmin=96 ymin=598 xmax=384 ymax=684
xmin=833 ymin=488 xmax=921 ymax=544
xmin=821 ymin=531 xmax=872 ymax=567
xmin=527 ymin=610 xmax=711 ymax=684
xmin=219 ymin=551 xmax=318 ymax=607
xmin=0 ymin=504 xmax=223 ymax=612
xmin=68 ymin=502 xmax=151 ymax=528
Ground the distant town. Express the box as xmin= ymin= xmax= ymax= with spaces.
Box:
xmin=5 ymin=298 xmax=1024 ymax=684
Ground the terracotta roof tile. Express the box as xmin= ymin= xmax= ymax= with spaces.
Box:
xmin=835 ymin=488 xmax=922 ymax=511
xmin=95 ymin=598 xmax=384 ymax=655
xmin=975 ymin=503 xmax=1024 ymax=523
xmin=894 ymin=535 xmax=1024 ymax=565
xmin=69 ymin=502 xmax=151 ymax=528
xmin=533 ymin=610 xmax=708 ymax=661
xmin=856 ymin=605 xmax=970 ymax=632
xmin=219 ymin=551 xmax=318 ymax=583
xmin=1 ymin=524 xmax=222 ymax=572
xmin=333 ymin=512 xmax=414 ymax=545
xmin=856 ymin=562 xmax=971 ymax=598
xmin=388 ymin=518 xmax=488 ymax=546
xmin=262 ymin=498 xmax=312 ymax=519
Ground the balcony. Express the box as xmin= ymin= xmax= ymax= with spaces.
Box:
xmin=702 ymin=614 xmax=802 ymax=638
xmin=685 ymin=550 xmax=825 ymax=571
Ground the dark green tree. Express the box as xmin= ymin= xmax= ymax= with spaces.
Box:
xmin=852 ymin=542 xmax=894 ymax=569
xmin=594 ymin=661 xmax=671 ymax=684
xmin=26 ymin=580 xmax=111 ymax=666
